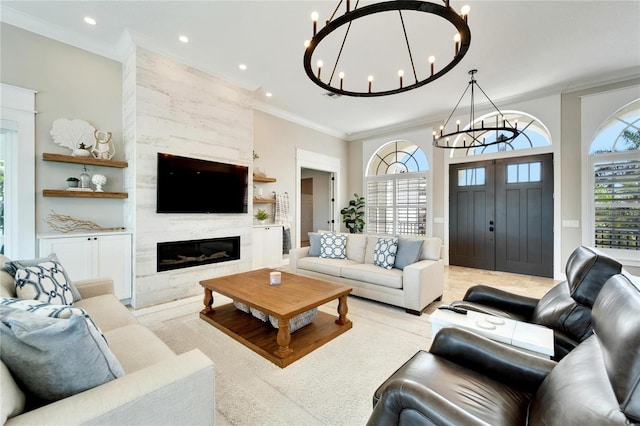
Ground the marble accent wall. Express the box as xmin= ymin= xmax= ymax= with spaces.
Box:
xmin=123 ymin=47 xmax=253 ymax=308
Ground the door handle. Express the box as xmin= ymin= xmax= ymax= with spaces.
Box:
xmin=489 ymin=227 xmax=494 ymax=232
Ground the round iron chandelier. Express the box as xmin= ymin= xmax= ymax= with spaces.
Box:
xmin=303 ymin=0 xmax=471 ymax=97
xmin=433 ymin=69 xmax=523 ymax=149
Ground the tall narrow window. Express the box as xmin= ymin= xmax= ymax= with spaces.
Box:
xmin=590 ymin=99 xmax=640 ymax=252
xmin=366 ymin=141 xmax=431 ymax=236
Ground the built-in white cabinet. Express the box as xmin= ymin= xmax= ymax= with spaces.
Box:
xmin=252 ymin=225 xmax=282 ymax=269
xmin=38 ymin=231 xmax=132 ymax=301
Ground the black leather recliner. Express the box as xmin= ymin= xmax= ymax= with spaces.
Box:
xmin=450 ymin=245 xmax=622 ymax=359
xmin=368 ymin=272 xmax=640 ymax=426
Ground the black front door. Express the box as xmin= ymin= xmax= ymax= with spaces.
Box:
xmin=449 ymin=154 xmax=554 ymax=277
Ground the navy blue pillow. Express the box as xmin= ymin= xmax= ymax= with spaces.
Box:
xmin=308 ymin=232 xmax=322 ymax=257
xmin=394 ymin=238 xmax=424 ymax=270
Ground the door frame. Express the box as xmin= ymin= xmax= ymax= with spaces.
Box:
xmin=444 ymin=145 xmax=562 ymax=279
xmin=295 ymin=148 xmax=341 ymax=249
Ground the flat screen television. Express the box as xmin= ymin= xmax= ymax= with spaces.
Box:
xmin=156 ymin=153 xmax=248 ymax=213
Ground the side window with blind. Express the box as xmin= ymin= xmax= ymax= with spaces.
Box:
xmin=366 ymin=141 xmax=431 ymax=236
xmin=589 ymin=99 xmax=639 ymax=252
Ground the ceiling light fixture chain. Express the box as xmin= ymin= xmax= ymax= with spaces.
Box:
xmin=304 ymin=0 xmax=471 ymax=97
xmin=433 ymin=69 xmax=523 ymax=149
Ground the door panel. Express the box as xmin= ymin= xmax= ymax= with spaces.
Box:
xmin=449 ymin=162 xmax=495 ymax=270
xmin=495 ymin=154 xmax=553 ymax=277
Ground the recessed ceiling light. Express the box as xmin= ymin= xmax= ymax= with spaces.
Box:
xmin=265 ymin=92 xmax=273 ymax=98
xmin=239 ymin=64 xmax=247 ymax=71
xmin=84 ymin=16 xmax=96 ymax=26
xmin=178 ymin=35 xmax=189 ymax=43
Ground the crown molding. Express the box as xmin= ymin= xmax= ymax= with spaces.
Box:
xmin=0 ymin=5 xmax=121 ymax=61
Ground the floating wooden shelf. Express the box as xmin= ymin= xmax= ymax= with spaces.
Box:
xmin=253 ymin=175 xmax=276 ymax=183
xmin=43 ymin=190 xmax=128 ymax=199
xmin=253 ymin=197 xmax=276 ymax=204
xmin=43 ymin=153 xmax=128 ymax=168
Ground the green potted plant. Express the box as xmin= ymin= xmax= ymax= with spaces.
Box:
xmin=255 ymin=208 xmax=270 ymax=224
xmin=341 ymin=193 xmax=365 ymax=233
xmin=66 ymin=177 xmax=80 ymax=188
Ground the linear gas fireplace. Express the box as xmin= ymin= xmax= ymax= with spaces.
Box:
xmin=157 ymin=236 xmax=240 ymax=272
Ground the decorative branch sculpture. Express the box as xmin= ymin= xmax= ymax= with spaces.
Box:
xmin=44 ymin=211 xmax=125 ymax=233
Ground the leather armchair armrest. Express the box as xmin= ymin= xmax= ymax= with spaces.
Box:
xmin=367 ymin=379 xmax=488 ymax=426
xmin=430 ymin=327 xmax=556 ymax=392
xmin=459 ymin=284 xmax=539 ymax=319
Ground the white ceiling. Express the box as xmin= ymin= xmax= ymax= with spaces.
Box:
xmin=2 ymin=1 xmax=639 ymax=140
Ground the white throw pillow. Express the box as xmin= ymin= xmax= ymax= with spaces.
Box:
xmin=320 ymin=233 xmax=347 ymax=259
xmin=14 ymin=261 xmax=74 ymax=305
xmin=373 ymin=237 xmax=399 ymax=270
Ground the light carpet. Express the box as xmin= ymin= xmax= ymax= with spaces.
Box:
xmin=136 ymin=294 xmax=434 ymax=426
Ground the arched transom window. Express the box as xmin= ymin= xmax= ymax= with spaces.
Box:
xmin=450 ymin=110 xmax=552 ymax=157
xmin=366 ymin=141 xmax=431 ymax=236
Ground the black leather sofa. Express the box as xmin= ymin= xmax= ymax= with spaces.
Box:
xmin=450 ymin=246 xmax=621 ymax=360
xmin=368 ymin=272 xmax=640 ymax=425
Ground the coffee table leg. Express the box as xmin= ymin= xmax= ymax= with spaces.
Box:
xmin=202 ymin=288 xmax=213 ymax=314
xmin=336 ymin=295 xmax=350 ymax=325
xmin=275 ymin=319 xmax=294 ymax=358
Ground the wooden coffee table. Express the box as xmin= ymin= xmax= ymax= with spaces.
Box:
xmin=199 ymin=269 xmax=352 ymax=367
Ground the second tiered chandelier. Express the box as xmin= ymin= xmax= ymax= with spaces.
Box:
xmin=303 ymin=0 xmax=471 ymax=97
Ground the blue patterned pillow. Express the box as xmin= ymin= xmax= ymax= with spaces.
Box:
xmin=374 ymin=237 xmax=399 ymax=269
xmin=320 ymin=233 xmax=347 ymax=259
xmin=14 ymin=261 xmax=74 ymax=305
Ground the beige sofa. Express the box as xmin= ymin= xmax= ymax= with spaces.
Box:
xmin=289 ymin=233 xmax=444 ymax=315
xmin=0 ymin=254 xmax=215 ymax=425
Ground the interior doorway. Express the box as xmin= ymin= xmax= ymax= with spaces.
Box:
xmin=449 ymin=153 xmax=554 ymax=277
xmin=300 ymin=168 xmax=334 ymax=246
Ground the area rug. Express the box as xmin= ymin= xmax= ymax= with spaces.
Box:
xmin=137 ymin=294 xmax=434 ymax=426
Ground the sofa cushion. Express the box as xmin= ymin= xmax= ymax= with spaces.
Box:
xmin=298 ymin=257 xmax=359 ymax=277
xmin=346 ymin=233 xmax=367 ymax=263
xmin=394 ymin=238 xmax=424 ymax=270
xmin=0 ymin=306 xmax=124 ymax=401
xmin=373 ymin=237 xmax=399 ymax=270
xmin=341 ymin=264 xmax=403 ymax=289
xmin=419 ymin=237 xmax=442 ymax=260
xmin=74 ymin=294 xmax=138 ymax=333
xmin=308 ymin=232 xmax=322 ymax=257
xmin=0 ymin=255 xmax=15 ymax=298
xmin=0 ymin=360 xmax=25 ymax=424
xmin=320 ymin=233 xmax=347 ymax=259
xmin=104 ymin=324 xmax=175 ymax=374
xmin=3 ymin=254 xmax=81 ymax=302
xmin=364 ymin=236 xmax=379 ymax=264
xmin=13 ymin=260 xmax=75 ymax=305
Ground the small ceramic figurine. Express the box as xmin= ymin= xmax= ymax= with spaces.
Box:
xmin=91 ymin=174 xmax=107 ymax=192
xmin=72 ymin=142 xmax=92 ymax=157
xmin=91 ymin=130 xmax=115 ymax=160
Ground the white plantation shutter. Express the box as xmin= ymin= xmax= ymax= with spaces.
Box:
xmin=366 ymin=173 xmax=430 ymax=236
xmin=593 ymin=157 xmax=640 ymax=250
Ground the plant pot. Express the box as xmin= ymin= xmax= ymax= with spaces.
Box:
xmin=67 ymin=181 xmax=79 ymax=188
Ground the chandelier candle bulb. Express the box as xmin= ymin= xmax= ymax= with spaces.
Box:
xmin=368 ymin=75 xmax=374 ymax=93
xmin=461 ymin=5 xmax=470 ymax=22
xmin=317 ymin=60 xmax=323 ymax=78
xmin=398 ymin=70 xmax=404 ymax=88
xmin=311 ymin=11 xmax=319 ymax=36
xmin=429 ymin=56 xmax=435 ymax=75
xmin=456 ymin=120 xmax=461 ymax=131
xmin=339 ymin=72 xmax=344 ymax=90
xmin=454 ymin=33 xmax=461 ymax=55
